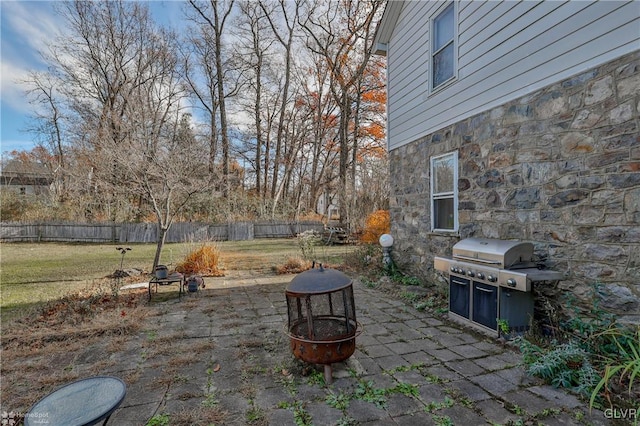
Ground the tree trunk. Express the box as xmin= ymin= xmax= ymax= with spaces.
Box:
xmin=338 ymin=92 xmax=349 ymax=227
xmin=350 ymin=79 xmax=362 ymax=230
xmin=261 ymin=0 xmax=297 ymax=201
xmin=215 ymin=27 xmax=230 ymax=197
xmin=254 ymin=52 xmax=263 ymax=195
xmin=209 ymin=112 xmax=218 ymax=174
xmin=152 ymin=225 xmax=168 ymax=273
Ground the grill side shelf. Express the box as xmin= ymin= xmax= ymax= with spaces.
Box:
xmin=517 ymin=268 xmax=564 ymax=282
xmin=433 ymin=256 xmax=452 ymax=273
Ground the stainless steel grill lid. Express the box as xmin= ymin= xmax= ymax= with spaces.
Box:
xmin=435 ymin=237 xmax=562 ymax=293
xmin=452 ymin=237 xmax=534 ymax=269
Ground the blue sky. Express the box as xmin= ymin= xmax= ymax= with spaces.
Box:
xmin=0 ymin=1 xmax=184 ymax=156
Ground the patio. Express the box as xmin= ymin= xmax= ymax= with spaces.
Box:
xmin=87 ymin=270 xmax=610 ymax=425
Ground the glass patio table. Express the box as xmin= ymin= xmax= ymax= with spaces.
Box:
xmin=24 ymin=376 xmax=126 ymax=426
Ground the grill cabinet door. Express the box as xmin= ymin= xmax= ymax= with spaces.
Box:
xmin=472 ymin=282 xmax=498 ymax=331
xmin=449 ymin=276 xmax=470 ymax=319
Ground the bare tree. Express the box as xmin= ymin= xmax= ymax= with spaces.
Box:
xmin=23 ymin=71 xmax=67 ymax=200
xmin=29 ymin=0 xmax=215 ymax=269
xmin=181 ymin=26 xmax=221 ymax=175
xmin=301 ymin=0 xmax=384 ymax=229
xmin=297 ymin=56 xmax=341 ymax=216
xmin=109 ymin=26 xmax=212 ymax=270
xmin=107 ymin=110 xmax=211 ymax=271
xmin=233 ymin=0 xmax=274 ymax=197
xmin=186 ymin=0 xmax=237 ymax=196
xmin=259 ymin=0 xmax=302 ymax=205
xmin=45 ymin=1 xmax=174 ymax=220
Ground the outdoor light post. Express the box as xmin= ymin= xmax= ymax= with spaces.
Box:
xmin=379 ymin=234 xmax=394 ymax=269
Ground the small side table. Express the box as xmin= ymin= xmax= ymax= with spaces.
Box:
xmin=148 ymin=272 xmax=184 ymax=300
xmin=24 ymin=376 xmax=126 ymax=426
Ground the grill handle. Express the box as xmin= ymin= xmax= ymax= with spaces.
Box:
xmin=453 ymin=254 xmax=501 ymax=265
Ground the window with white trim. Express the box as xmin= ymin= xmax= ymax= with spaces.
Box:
xmin=431 ymin=3 xmax=456 ymax=90
xmin=431 ymin=151 xmax=458 ymax=232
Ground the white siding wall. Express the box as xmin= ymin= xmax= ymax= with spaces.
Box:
xmin=386 ymin=0 xmax=640 ymax=151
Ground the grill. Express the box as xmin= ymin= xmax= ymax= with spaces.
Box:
xmin=285 ymin=263 xmax=361 ymax=384
xmin=434 ymin=238 xmax=563 ymax=338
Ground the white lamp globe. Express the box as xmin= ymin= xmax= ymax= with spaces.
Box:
xmin=379 ymin=234 xmax=394 ymax=248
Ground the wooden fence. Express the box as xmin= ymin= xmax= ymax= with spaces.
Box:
xmin=0 ymin=221 xmax=324 ymax=243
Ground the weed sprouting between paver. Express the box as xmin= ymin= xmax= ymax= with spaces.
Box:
xmin=202 ymin=362 xmax=220 ymax=408
xmin=354 ymin=379 xmax=388 ymax=409
xmin=325 ymin=390 xmax=351 ymax=410
xmin=277 ymin=401 xmax=312 ymax=426
xmin=145 ymin=413 xmax=170 ymax=426
xmin=388 ymin=382 xmax=420 ymax=398
xmin=432 ymin=414 xmax=454 ymax=426
xmin=245 ymin=405 xmax=266 ymax=424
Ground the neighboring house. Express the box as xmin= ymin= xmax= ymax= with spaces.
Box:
xmin=0 ymin=160 xmax=53 ymax=195
xmin=374 ymin=1 xmax=640 ymax=324
xmin=316 ymin=191 xmax=340 ymax=221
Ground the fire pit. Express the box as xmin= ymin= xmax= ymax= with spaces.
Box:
xmin=285 ymin=263 xmax=361 ymax=384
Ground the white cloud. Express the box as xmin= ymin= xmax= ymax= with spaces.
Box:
xmin=1 ymin=60 xmax=35 ymax=114
xmin=1 ymin=2 xmax=62 ymax=113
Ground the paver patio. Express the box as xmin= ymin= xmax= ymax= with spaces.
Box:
xmin=97 ymin=270 xmax=610 ymax=425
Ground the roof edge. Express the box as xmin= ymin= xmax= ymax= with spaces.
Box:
xmin=373 ymin=0 xmax=404 ymax=56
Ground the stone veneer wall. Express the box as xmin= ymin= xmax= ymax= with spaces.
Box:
xmin=388 ymin=50 xmax=640 ymax=324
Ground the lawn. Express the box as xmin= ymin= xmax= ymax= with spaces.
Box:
xmin=0 ymin=238 xmax=357 ymax=321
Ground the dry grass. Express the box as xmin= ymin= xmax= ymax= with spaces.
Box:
xmin=2 ymin=288 xmax=147 ymax=350
xmin=1 ymin=239 xmax=356 ymax=322
xmin=272 ymin=257 xmax=350 ymax=276
xmin=272 ymin=256 xmax=311 ymax=274
xmin=0 ymin=284 xmax=149 ymax=418
xmin=170 ymin=406 xmax=229 ymax=426
xmin=169 ymin=352 xmax=200 ymax=368
xmin=175 ymin=243 xmax=224 ymax=277
xmin=190 ymin=340 xmax=216 ymax=354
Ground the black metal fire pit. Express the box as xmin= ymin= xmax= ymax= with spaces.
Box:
xmin=285 ymin=263 xmax=361 ymax=384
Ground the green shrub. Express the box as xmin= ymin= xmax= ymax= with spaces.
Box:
xmin=589 ymin=326 xmax=640 ymax=410
xmin=527 ymin=341 xmax=599 ymax=395
xmin=517 ymin=283 xmax=639 ymax=409
xmin=297 ymin=230 xmax=322 ymax=261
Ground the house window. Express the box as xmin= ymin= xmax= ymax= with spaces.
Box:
xmin=431 ymin=151 xmax=458 ymax=231
xmin=431 ymin=3 xmax=456 ymax=90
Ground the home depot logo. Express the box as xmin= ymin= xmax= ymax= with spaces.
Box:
xmin=1 ymin=411 xmax=18 ymax=426
xmin=2 ymin=411 xmax=49 ymax=425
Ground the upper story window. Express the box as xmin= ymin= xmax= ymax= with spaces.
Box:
xmin=431 ymin=3 xmax=456 ymax=90
xmin=431 ymin=151 xmax=458 ymax=232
